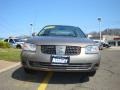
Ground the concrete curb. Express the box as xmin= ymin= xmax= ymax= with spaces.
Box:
xmin=0 ymin=62 xmax=20 ymax=73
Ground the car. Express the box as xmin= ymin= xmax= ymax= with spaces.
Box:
xmin=94 ymin=41 xmax=103 ymax=50
xmin=4 ymin=38 xmax=24 ymax=48
xmin=21 ymin=25 xmax=101 ymax=76
xmin=102 ymin=42 xmax=111 ymax=48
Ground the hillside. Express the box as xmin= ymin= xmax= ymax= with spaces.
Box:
xmin=89 ymin=28 xmax=120 ymax=36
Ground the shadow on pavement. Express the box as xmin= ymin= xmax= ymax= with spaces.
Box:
xmin=50 ymin=72 xmax=89 ymax=84
xmin=12 ymin=67 xmax=46 ymax=83
xmin=12 ymin=67 xmax=89 ymax=84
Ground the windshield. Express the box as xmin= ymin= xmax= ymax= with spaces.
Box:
xmin=38 ymin=25 xmax=86 ymax=38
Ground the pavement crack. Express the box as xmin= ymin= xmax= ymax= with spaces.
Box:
xmin=103 ymin=68 xmax=115 ymax=75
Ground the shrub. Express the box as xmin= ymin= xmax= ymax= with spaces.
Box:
xmin=0 ymin=41 xmax=10 ymax=48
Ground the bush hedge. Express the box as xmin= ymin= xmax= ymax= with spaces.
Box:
xmin=0 ymin=41 xmax=10 ymax=48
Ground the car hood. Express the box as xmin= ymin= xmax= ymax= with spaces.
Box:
xmin=27 ymin=36 xmax=95 ymax=47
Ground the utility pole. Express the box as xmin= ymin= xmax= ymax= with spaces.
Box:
xmin=30 ymin=23 xmax=33 ymax=36
xmin=97 ymin=18 xmax=102 ymax=42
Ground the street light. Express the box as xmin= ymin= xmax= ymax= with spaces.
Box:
xmin=30 ymin=23 xmax=33 ymax=36
xmin=97 ymin=18 xmax=102 ymax=42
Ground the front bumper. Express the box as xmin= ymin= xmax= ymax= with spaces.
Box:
xmin=21 ymin=48 xmax=101 ymax=72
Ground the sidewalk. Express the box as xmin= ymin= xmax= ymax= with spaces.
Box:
xmin=107 ymin=46 xmax=120 ymax=50
xmin=0 ymin=60 xmax=20 ymax=73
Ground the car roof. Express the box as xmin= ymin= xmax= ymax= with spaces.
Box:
xmin=44 ymin=25 xmax=79 ymax=28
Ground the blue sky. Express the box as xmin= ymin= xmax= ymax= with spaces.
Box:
xmin=0 ymin=0 xmax=120 ymax=37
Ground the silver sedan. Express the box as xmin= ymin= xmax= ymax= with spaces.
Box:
xmin=21 ymin=25 xmax=101 ymax=77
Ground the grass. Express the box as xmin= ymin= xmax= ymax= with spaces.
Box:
xmin=0 ymin=48 xmax=21 ymax=62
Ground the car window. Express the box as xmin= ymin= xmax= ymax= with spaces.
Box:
xmin=14 ymin=39 xmax=21 ymax=42
xmin=9 ymin=39 xmax=14 ymax=43
xmin=38 ymin=25 xmax=86 ymax=38
xmin=75 ymin=27 xmax=86 ymax=38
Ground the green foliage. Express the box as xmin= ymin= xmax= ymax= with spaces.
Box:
xmin=0 ymin=48 xmax=21 ymax=62
xmin=0 ymin=41 xmax=10 ymax=48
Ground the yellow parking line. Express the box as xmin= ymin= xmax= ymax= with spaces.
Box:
xmin=37 ymin=72 xmax=53 ymax=90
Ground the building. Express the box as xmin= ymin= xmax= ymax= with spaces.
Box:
xmin=103 ymin=35 xmax=120 ymax=46
xmin=88 ymin=34 xmax=120 ymax=47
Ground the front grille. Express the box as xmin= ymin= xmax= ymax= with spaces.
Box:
xmin=41 ymin=45 xmax=56 ymax=54
xmin=41 ymin=45 xmax=81 ymax=55
xmin=29 ymin=61 xmax=92 ymax=69
xmin=65 ymin=46 xmax=81 ymax=55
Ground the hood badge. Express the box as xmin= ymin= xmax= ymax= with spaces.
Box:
xmin=56 ymin=46 xmax=66 ymax=55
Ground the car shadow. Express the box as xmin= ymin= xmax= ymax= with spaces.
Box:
xmin=12 ymin=67 xmax=47 ymax=83
xmin=50 ymin=72 xmax=89 ymax=84
xmin=12 ymin=67 xmax=89 ymax=84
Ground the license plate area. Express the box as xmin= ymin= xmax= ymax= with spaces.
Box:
xmin=51 ymin=55 xmax=69 ymax=64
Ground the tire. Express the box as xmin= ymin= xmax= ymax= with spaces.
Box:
xmin=23 ymin=67 xmax=35 ymax=74
xmin=88 ymin=71 xmax=96 ymax=77
xmin=16 ymin=45 xmax=21 ymax=49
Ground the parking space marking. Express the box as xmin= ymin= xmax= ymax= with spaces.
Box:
xmin=37 ymin=72 xmax=53 ymax=90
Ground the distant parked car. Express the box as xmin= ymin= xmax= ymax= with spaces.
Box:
xmin=102 ymin=43 xmax=111 ymax=48
xmin=94 ymin=41 xmax=103 ymax=50
xmin=21 ymin=25 xmax=101 ymax=77
xmin=4 ymin=38 xmax=24 ymax=48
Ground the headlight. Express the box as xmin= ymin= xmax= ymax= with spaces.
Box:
xmin=23 ymin=43 xmax=36 ymax=51
xmin=85 ymin=45 xmax=99 ymax=54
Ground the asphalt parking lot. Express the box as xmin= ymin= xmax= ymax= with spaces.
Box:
xmin=0 ymin=49 xmax=120 ymax=90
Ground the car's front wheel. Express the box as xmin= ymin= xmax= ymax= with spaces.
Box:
xmin=16 ymin=44 xmax=22 ymax=49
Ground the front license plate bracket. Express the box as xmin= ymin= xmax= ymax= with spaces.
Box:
xmin=51 ymin=55 xmax=69 ymax=64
